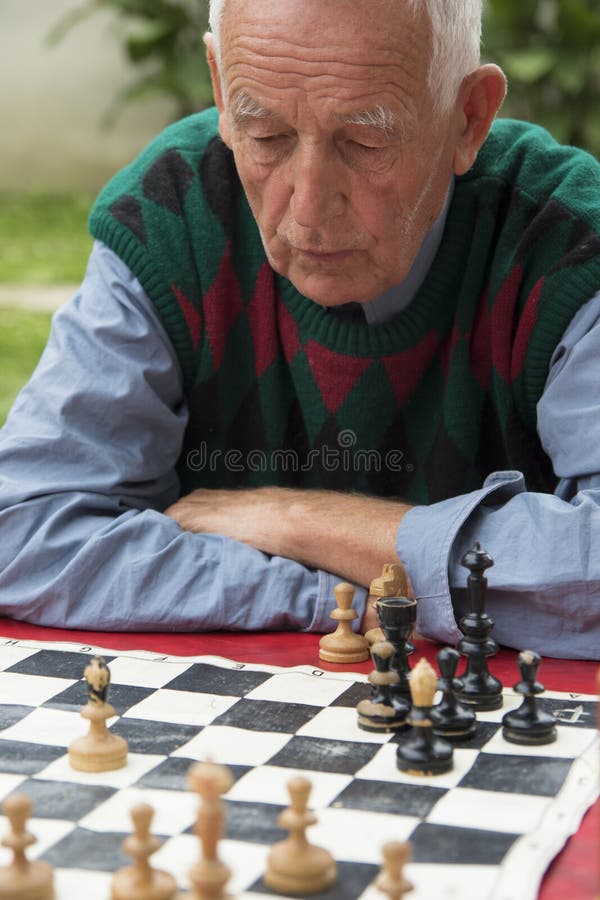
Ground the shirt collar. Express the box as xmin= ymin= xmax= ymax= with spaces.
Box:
xmin=356 ymin=178 xmax=455 ymax=325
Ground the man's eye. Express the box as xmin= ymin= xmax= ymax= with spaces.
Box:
xmin=348 ymin=140 xmax=383 ymax=152
xmin=252 ymin=135 xmax=286 ymax=144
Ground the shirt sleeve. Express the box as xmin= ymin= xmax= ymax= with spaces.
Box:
xmin=0 ymin=242 xmax=365 ymax=632
xmin=397 ymin=291 xmax=600 ymax=660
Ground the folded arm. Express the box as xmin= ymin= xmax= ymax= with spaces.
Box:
xmin=0 ymin=243 xmax=363 ymax=632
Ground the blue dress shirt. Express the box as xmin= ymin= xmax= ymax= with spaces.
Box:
xmin=1 ymin=239 xmax=599 ymax=658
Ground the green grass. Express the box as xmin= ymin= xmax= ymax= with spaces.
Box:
xmin=0 ymin=190 xmax=94 ymax=284
xmin=0 ymin=191 xmax=93 ymax=424
xmin=0 ymin=307 xmax=53 ymax=425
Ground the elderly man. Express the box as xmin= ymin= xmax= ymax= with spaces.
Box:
xmin=0 ymin=0 xmax=599 ymax=657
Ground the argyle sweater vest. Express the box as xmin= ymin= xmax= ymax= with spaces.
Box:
xmin=89 ymin=108 xmax=600 ymax=504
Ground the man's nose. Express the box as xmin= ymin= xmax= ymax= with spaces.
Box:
xmin=289 ymin=143 xmax=346 ymax=228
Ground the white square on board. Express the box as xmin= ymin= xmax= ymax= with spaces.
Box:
xmin=426 ymin=786 xmax=550 ymax=834
xmin=0 ymin=707 xmax=90 ymax=747
xmin=36 ymin=751 xmax=166 ymax=789
xmin=0 ymin=645 xmax=40 ymax=671
xmin=0 ymin=672 xmax=75 ymax=707
xmin=225 ymin=764 xmax=351 ymax=809
xmin=296 ymin=706 xmax=392 ymax=744
xmin=173 ymin=725 xmax=292 ymax=767
xmin=55 ymin=869 xmax=113 ymax=900
xmin=80 ymin=785 xmax=196 ymax=836
xmin=0 ymin=816 xmax=74 ymax=866
xmin=107 ymin=656 xmax=194 ymax=689
xmin=245 ymin=671 xmax=351 ymax=707
xmin=121 ymin=688 xmax=239 ymax=726
xmin=482 ymin=726 xmax=597 ymax=759
xmin=355 ymin=743 xmax=480 ymax=790
xmin=311 ymin=806 xmax=417 ymax=863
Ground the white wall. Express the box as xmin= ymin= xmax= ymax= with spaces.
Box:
xmin=0 ymin=0 xmax=187 ymax=190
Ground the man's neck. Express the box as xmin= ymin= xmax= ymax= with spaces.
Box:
xmin=333 ymin=179 xmax=455 ymax=325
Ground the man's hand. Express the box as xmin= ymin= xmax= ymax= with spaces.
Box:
xmin=164 ymin=486 xmax=412 ymax=597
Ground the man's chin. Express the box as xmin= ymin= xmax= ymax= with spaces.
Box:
xmin=281 ymin=264 xmax=380 ymax=307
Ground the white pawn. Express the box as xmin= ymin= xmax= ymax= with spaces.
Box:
xmin=0 ymin=794 xmax=54 ymax=900
xmin=374 ymin=842 xmax=413 ymax=898
xmin=319 ymin=582 xmax=370 ymax=663
xmin=265 ymin=776 xmax=336 ymax=895
xmin=111 ymin=803 xmax=177 ymax=900
xmin=186 ymin=760 xmax=233 ymax=899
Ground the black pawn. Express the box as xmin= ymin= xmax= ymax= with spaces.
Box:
xmin=396 ymin=658 xmax=453 ymax=776
xmin=431 ymin=647 xmax=477 ymax=741
xmin=376 ymin=596 xmax=417 ymax=706
xmin=357 ymin=641 xmax=408 ymax=732
xmin=502 ymin=650 xmax=557 ymax=745
xmin=456 ymin=542 xmax=503 ymax=711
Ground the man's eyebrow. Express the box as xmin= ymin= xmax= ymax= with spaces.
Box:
xmin=229 ymin=91 xmax=278 ymax=127
xmin=338 ymin=106 xmax=401 ymax=136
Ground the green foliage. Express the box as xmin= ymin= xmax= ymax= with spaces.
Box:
xmin=484 ymin=0 xmax=600 ymax=156
xmin=49 ymin=0 xmax=600 ymax=156
xmin=0 ymin=308 xmax=53 ymax=426
xmin=49 ymin=0 xmax=214 ymax=124
xmin=0 ymin=191 xmax=93 ymax=285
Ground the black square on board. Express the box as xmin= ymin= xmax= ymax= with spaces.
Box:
xmin=329 ymin=682 xmax=372 ymax=708
xmin=164 ymin=662 xmax=271 ymax=696
xmin=43 ymin=681 xmax=154 ymax=714
xmin=213 ymin=698 xmax=319 ymax=733
xmin=538 ymin=697 xmax=596 ymax=729
xmin=249 ymin=859 xmax=378 ymax=900
xmin=13 ymin=778 xmax=116 ymax=820
xmin=410 ymin=822 xmax=518 ymax=865
xmin=390 ymin=719 xmax=501 ymax=751
xmin=41 ymin=827 xmax=129 ymax=871
xmin=136 ymin=756 xmax=196 ymax=791
xmin=224 ymin=799 xmax=287 ymax=844
xmin=458 ymin=752 xmax=572 ymax=796
xmin=137 ymin=757 xmax=252 ymax=792
xmin=0 ymin=740 xmax=65 ymax=775
xmin=5 ymin=650 xmax=115 ymax=680
xmin=0 ymin=705 xmax=35 ymax=731
xmin=108 ymin=717 xmax=201 ymax=755
xmin=268 ymin=735 xmax=380 ymax=775
xmin=333 ymin=778 xmax=444 ymax=818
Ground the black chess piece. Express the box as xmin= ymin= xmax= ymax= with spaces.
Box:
xmin=376 ymin=596 xmax=417 ymax=713
xmin=456 ymin=543 xmax=503 ymax=711
xmin=431 ymin=647 xmax=477 ymax=740
xmin=502 ymin=650 xmax=557 ymax=745
xmin=357 ymin=641 xmax=408 ymax=732
xmin=396 ymin=658 xmax=453 ymax=776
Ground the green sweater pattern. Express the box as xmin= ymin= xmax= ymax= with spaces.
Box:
xmin=89 ymin=108 xmax=600 ymax=504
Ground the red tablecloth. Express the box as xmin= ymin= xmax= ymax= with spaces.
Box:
xmin=0 ymin=619 xmax=597 ymax=899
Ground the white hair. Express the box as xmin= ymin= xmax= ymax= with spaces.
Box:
xmin=207 ymin=0 xmax=483 ymax=112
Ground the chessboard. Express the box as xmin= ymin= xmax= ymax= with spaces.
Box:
xmin=0 ymin=637 xmax=597 ymax=900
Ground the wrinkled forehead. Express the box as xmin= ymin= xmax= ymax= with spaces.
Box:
xmin=219 ymin=0 xmax=431 ymax=98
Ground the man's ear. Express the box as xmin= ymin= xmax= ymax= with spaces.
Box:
xmin=453 ymin=64 xmax=507 ymax=176
xmin=203 ymin=32 xmax=232 ymax=148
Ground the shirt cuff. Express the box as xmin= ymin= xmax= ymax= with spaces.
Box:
xmin=302 ymin=569 xmax=368 ymax=633
xmin=396 ymin=471 xmax=527 ymax=644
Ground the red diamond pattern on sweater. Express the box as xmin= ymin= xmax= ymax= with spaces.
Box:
xmin=203 ymin=244 xmax=243 ymax=369
xmin=172 ymin=285 xmax=202 ymax=349
xmin=304 ymin=340 xmax=372 ymax=414
xmin=470 ymin=293 xmax=492 ymax=389
xmin=382 ymin=329 xmax=440 ymax=407
xmin=247 ymin=263 xmax=279 ymax=377
xmin=492 ymin=264 xmax=524 ymax=384
xmin=512 ymin=276 xmax=544 ymax=381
